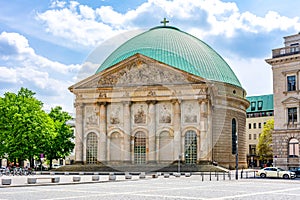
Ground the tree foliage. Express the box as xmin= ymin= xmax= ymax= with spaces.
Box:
xmin=257 ymin=119 xmax=274 ymax=160
xmin=0 ymin=88 xmax=74 ymax=167
xmin=46 ymin=106 xmax=74 ymax=169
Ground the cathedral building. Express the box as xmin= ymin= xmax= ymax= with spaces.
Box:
xmin=69 ymin=23 xmax=249 ymax=169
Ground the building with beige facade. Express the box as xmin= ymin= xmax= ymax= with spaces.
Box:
xmin=69 ymin=24 xmax=249 ymax=169
xmin=266 ymin=32 xmax=300 ymax=170
xmin=246 ymin=94 xmax=274 ymax=168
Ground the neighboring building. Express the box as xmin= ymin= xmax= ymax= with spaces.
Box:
xmin=266 ymin=33 xmax=300 ymax=170
xmin=69 ymin=23 xmax=249 ymax=169
xmin=246 ymin=94 xmax=274 ymax=168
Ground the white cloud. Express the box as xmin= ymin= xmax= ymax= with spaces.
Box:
xmin=50 ymin=0 xmax=66 ymax=8
xmin=0 ymin=66 xmax=17 ymax=83
xmin=35 ymin=0 xmax=300 ymax=47
xmin=0 ymin=32 xmax=80 ymax=112
xmin=0 ymin=32 xmax=35 ymax=60
xmin=0 ymin=32 xmax=81 ymax=74
xmin=226 ymin=57 xmax=273 ymax=96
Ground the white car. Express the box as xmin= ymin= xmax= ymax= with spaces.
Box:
xmin=256 ymin=167 xmax=296 ymax=179
xmin=52 ymin=164 xmax=62 ymax=169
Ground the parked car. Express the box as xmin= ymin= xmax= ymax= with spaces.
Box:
xmin=34 ymin=164 xmax=48 ymax=171
xmin=289 ymin=167 xmax=300 ymax=177
xmin=256 ymin=167 xmax=296 ymax=179
xmin=52 ymin=164 xmax=62 ymax=169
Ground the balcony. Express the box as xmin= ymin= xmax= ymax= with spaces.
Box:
xmin=272 ymin=45 xmax=300 ymax=58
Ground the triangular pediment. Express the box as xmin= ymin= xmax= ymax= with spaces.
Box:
xmin=70 ymin=54 xmax=207 ymax=90
xmin=282 ymin=97 xmax=300 ymax=104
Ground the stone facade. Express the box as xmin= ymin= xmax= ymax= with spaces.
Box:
xmin=69 ymin=54 xmax=249 ymax=168
xmin=266 ymin=33 xmax=300 ymax=169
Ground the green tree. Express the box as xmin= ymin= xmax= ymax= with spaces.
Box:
xmin=257 ymin=119 xmax=274 ymax=163
xmin=46 ymin=106 xmax=74 ymax=169
xmin=0 ymin=88 xmax=55 ymax=167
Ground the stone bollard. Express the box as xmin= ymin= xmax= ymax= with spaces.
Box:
xmin=139 ymin=172 xmax=146 ymax=179
xmin=27 ymin=177 xmax=37 ymax=184
xmin=109 ymin=172 xmax=116 ymax=181
xmin=65 ymin=172 xmax=69 ymax=175
xmin=92 ymin=175 xmax=100 ymax=181
xmin=152 ymin=173 xmax=158 ymax=178
xmin=174 ymin=173 xmax=181 ymax=177
xmin=73 ymin=176 xmax=81 ymax=182
xmin=52 ymin=177 xmax=60 ymax=183
xmin=164 ymin=173 xmax=170 ymax=178
xmin=125 ymin=172 xmax=132 ymax=179
xmin=185 ymin=173 xmax=191 ymax=177
xmin=1 ymin=178 xmax=12 ymax=185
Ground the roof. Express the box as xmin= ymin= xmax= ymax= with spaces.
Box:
xmin=95 ymin=26 xmax=242 ymax=88
xmin=246 ymin=94 xmax=274 ymax=113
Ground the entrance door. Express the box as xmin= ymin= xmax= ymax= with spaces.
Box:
xmin=134 ymin=132 xmax=146 ymax=164
xmin=184 ymin=130 xmax=197 ymax=164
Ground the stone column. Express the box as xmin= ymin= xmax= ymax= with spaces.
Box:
xmin=147 ymin=100 xmax=157 ymax=163
xmin=123 ymin=101 xmax=131 ymax=163
xmin=99 ymin=102 xmax=107 ymax=163
xmin=199 ymin=99 xmax=209 ymax=161
xmin=74 ymin=103 xmax=84 ymax=164
xmin=172 ymin=99 xmax=181 ymax=161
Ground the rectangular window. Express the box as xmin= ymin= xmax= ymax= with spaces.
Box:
xmin=287 ymin=75 xmax=296 ymax=91
xmin=254 ymin=134 xmax=257 ymax=140
xmin=249 ymin=145 xmax=256 ymax=155
xmin=249 ymin=134 xmax=251 ymax=140
xmin=257 ymin=101 xmax=263 ymax=110
xmin=288 ymin=107 xmax=297 ymax=123
xmin=253 ymin=123 xmax=256 ymax=129
xmin=251 ymin=102 xmax=256 ymax=111
xmin=248 ymin=123 xmax=251 ymax=129
xmin=258 ymin=123 xmax=261 ymax=129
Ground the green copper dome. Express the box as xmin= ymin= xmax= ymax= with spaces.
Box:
xmin=95 ymin=26 xmax=242 ymax=88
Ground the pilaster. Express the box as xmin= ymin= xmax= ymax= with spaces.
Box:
xmin=172 ymin=99 xmax=181 ymax=161
xmin=99 ymin=102 xmax=107 ymax=162
xmin=74 ymin=103 xmax=84 ymax=164
xmin=123 ymin=101 xmax=132 ymax=163
xmin=147 ymin=100 xmax=157 ymax=163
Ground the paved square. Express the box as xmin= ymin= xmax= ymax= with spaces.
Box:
xmin=1 ymin=175 xmax=300 ymax=200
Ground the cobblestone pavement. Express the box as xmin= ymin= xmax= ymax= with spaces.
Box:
xmin=1 ymin=173 xmax=300 ymax=200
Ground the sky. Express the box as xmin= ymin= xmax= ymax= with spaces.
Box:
xmin=1 ymin=0 xmax=300 ymax=113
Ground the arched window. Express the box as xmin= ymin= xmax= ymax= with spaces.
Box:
xmin=185 ymin=130 xmax=197 ymax=164
xmin=289 ymin=138 xmax=299 ymax=158
xmin=134 ymin=132 xmax=146 ymax=164
xmin=86 ymin=132 xmax=98 ymax=164
xmin=232 ymin=119 xmax=237 ymax=155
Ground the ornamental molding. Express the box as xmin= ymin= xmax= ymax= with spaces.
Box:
xmin=72 ymin=54 xmax=206 ymax=90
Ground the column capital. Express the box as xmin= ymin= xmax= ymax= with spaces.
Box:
xmin=97 ymin=102 xmax=107 ymax=106
xmin=122 ymin=101 xmax=132 ymax=106
xmin=171 ymin=99 xmax=181 ymax=105
xmin=74 ymin=102 xmax=84 ymax=109
xmin=146 ymin=100 xmax=157 ymax=105
xmin=198 ymin=99 xmax=208 ymax=104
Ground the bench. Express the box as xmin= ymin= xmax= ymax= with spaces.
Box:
xmin=27 ymin=177 xmax=60 ymax=184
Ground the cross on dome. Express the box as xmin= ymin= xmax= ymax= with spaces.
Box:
xmin=160 ymin=18 xmax=169 ymax=26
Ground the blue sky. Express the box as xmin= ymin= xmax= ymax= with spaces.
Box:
xmin=1 ymin=0 xmax=300 ymax=113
